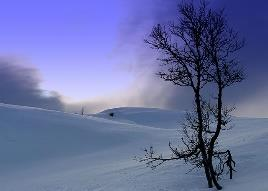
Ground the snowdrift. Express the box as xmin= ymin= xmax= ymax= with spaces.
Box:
xmin=0 ymin=103 xmax=267 ymax=191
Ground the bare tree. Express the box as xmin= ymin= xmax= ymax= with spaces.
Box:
xmin=139 ymin=1 xmax=244 ymax=190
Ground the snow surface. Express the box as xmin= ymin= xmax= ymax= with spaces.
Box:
xmin=0 ymin=103 xmax=267 ymax=190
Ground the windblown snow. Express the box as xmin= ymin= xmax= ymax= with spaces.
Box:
xmin=0 ymin=103 xmax=267 ymax=191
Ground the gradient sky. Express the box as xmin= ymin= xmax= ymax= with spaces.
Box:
xmin=0 ymin=0 xmax=178 ymax=102
xmin=0 ymin=0 xmax=135 ymax=101
xmin=0 ymin=0 xmax=268 ymax=116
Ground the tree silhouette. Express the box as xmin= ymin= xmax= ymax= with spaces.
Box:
xmin=139 ymin=1 xmax=244 ymax=190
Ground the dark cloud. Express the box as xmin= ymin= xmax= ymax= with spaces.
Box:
xmin=0 ymin=59 xmax=63 ymax=110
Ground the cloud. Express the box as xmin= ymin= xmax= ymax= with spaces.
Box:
xmin=108 ymin=0 xmax=268 ymax=117
xmin=67 ymin=0 xmax=268 ymax=117
xmin=0 ymin=58 xmax=64 ymax=110
xmin=65 ymin=73 xmax=193 ymax=114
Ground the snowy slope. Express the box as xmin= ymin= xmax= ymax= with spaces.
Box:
xmin=94 ymin=107 xmax=185 ymax=129
xmin=0 ymin=103 xmax=268 ymax=191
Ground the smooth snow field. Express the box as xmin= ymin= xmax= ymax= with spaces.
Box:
xmin=0 ymin=103 xmax=267 ymax=191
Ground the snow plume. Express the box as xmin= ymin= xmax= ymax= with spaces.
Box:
xmin=65 ymin=68 xmax=193 ymax=114
xmin=63 ymin=0 xmax=268 ymax=117
xmin=65 ymin=0 xmax=191 ymax=114
xmin=110 ymin=0 xmax=192 ymax=110
xmin=0 ymin=58 xmax=63 ymax=110
xmin=110 ymin=0 xmax=268 ymax=117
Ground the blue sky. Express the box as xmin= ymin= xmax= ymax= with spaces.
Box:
xmin=0 ymin=0 xmax=268 ymax=116
xmin=0 ymin=0 xmax=135 ymax=101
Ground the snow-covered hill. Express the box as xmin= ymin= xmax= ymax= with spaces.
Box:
xmin=0 ymin=103 xmax=267 ymax=191
xmin=93 ymin=107 xmax=185 ymax=129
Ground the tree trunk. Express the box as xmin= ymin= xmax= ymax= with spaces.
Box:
xmin=209 ymin=160 xmax=223 ymax=190
xmin=194 ymin=89 xmax=213 ymax=188
xmin=204 ymin=161 xmax=213 ymax=188
xmin=208 ymin=70 xmax=223 ymax=190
